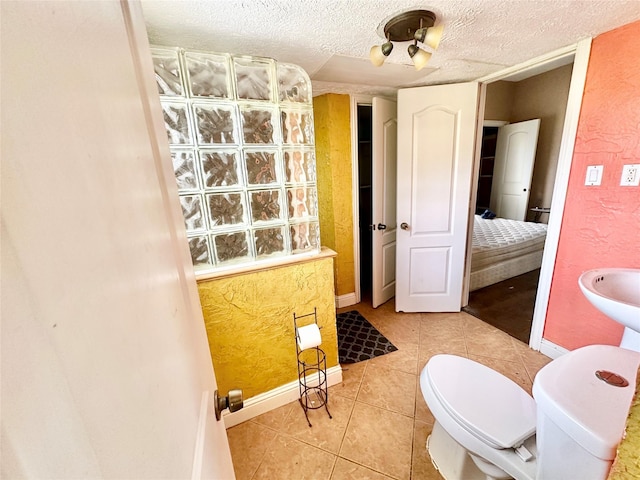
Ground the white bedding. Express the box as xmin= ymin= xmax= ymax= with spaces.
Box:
xmin=470 ymin=215 xmax=548 ymax=290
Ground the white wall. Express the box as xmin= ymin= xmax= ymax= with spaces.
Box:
xmin=1 ymin=1 xmax=234 ymax=477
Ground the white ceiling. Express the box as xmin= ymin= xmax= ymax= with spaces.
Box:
xmin=141 ymin=0 xmax=640 ymax=97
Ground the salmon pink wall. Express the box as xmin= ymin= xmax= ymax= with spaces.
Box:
xmin=543 ymin=20 xmax=640 ymax=350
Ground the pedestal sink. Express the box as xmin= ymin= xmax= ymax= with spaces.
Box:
xmin=579 ymin=268 xmax=640 ymax=352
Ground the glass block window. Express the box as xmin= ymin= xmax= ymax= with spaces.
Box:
xmin=151 ymin=47 xmax=320 ymax=272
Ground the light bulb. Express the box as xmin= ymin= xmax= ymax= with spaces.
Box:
xmin=415 ymin=24 xmax=444 ymax=50
xmin=369 ymin=41 xmax=393 ymax=67
xmin=407 ymin=44 xmax=432 ymax=71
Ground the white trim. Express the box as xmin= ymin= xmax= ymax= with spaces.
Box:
xmin=483 ymin=120 xmax=508 ymax=127
xmin=463 ymin=84 xmax=488 ymax=307
xmin=529 ymin=37 xmax=592 ymax=351
xmin=336 ymin=292 xmax=357 ymax=308
xmin=539 ymin=338 xmax=570 ymax=359
xmin=190 ymin=390 xmax=209 ymax=480
xmin=478 ymin=43 xmax=577 ymax=84
xmin=222 ymin=365 xmax=343 ymax=428
xmin=350 ymin=94 xmax=374 ymax=305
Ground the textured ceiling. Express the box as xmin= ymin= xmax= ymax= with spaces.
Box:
xmin=141 ymin=0 xmax=640 ymax=96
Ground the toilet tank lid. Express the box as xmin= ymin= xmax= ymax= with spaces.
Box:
xmin=533 ymin=345 xmax=640 ymax=460
xmin=426 ymin=354 xmax=536 ymax=449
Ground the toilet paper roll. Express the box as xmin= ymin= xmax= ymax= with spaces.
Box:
xmin=297 ymin=323 xmax=322 ymax=350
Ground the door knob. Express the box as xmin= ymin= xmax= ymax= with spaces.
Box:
xmin=214 ymin=389 xmax=243 ymax=420
xmin=400 ymin=222 xmax=409 ymax=230
xmin=377 ymin=223 xmax=387 ymax=231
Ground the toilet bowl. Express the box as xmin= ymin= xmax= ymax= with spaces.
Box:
xmin=420 ymin=345 xmax=640 ymax=480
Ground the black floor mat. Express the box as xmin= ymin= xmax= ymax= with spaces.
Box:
xmin=336 ymin=310 xmax=398 ymax=364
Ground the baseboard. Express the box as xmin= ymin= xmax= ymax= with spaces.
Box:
xmin=539 ymin=338 xmax=569 ymax=359
xmin=222 ymin=365 xmax=343 ymax=429
xmin=336 ymin=292 xmax=357 ymax=308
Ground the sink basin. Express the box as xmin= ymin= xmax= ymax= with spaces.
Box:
xmin=579 ymin=268 xmax=640 ymax=351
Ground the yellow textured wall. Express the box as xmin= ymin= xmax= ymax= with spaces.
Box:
xmin=314 ymin=95 xmax=336 ymax=251
xmin=313 ymin=94 xmax=355 ymax=297
xmin=608 ymin=368 xmax=640 ymax=479
xmin=197 ymin=253 xmax=338 ymax=399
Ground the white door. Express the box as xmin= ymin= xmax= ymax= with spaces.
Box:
xmin=396 ymin=83 xmax=480 ymax=312
xmin=372 ymin=97 xmax=398 ymax=308
xmin=1 ymin=2 xmax=235 ymax=478
xmin=490 ymin=119 xmax=541 ymax=220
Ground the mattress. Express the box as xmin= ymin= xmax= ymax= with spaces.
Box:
xmin=470 ymin=216 xmax=548 ymax=290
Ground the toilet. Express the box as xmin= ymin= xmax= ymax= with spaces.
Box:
xmin=420 ymin=345 xmax=640 ymax=480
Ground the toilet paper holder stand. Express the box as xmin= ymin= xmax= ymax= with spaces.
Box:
xmin=294 ymin=308 xmax=332 ymax=427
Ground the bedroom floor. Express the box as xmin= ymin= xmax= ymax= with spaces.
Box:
xmin=463 ymin=269 xmax=540 ymax=343
xmin=226 ymin=298 xmax=552 ymax=480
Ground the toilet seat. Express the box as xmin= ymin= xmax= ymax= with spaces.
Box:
xmin=425 ymin=355 xmax=537 ymax=449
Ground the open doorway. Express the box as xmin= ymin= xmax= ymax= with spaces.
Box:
xmin=464 ymin=63 xmax=574 ymax=343
xmin=350 ymin=95 xmax=397 ymax=308
xmin=357 ymin=104 xmax=373 ymax=302
xmin=348 ymin=41 xmax=590 ymax=355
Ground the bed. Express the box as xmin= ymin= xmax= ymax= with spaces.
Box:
xmin=470 ymin=215 xmax=548 ymax=291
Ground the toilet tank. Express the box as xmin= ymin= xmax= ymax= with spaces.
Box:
xmin=533 ymin=345 xmax=640 ymax=480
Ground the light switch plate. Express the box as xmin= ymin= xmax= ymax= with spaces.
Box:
xmin=585 ymin=165 xmax=603 ymax=186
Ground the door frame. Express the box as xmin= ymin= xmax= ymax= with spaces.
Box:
xmin=350 ymin=94 xmax=399 ymax=307
xmin=347 ymin=37 xmax=591 ymax=344
xmin=349 ymin=94 xmax=373 ymax=306
xmin=465 ymin=38 xmax=592 ymax=355
xmin=371 ymin=97 xmax=398 ymax=308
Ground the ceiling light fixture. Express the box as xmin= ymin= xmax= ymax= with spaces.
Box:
xmin=369 ymin=10 xmax=444 ymax=71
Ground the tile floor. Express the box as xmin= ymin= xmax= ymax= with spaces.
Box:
xmin=227 ymin=299 xmax=552 ymax=480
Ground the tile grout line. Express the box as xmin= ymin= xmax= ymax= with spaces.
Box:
xmin=335 ymin=359 xmax=410 ymax=479
xmin=334 ymin=360 xmax=368 ymax=457
xmin=410 ymin=377 xmax=419 ymax=480
xmin=244 ymin=421 xmax=283 ymax=480
xmin=510 ymin=336 xmax=534 ymax=385
xmin=327 ymin=454 xmax=339 ymax=480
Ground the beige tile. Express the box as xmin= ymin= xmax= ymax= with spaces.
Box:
xmin=227 ymin=421 xmax=277 ymax=480
xmin=282 ymin=393 xmax=355 ymax=453
xmin=419 ymin=313 xmax=466 ymax=342
xmin=420 ymin=313 xmax=468 ymax=355
xmin=252 ymin=433 xmax=336 ymax=480
xmin=468 ymin=353 xmax=534 ymax=394
xmin=338 ymin=303 xmax=374 ymax=316
xmin=376 ymin=297 xmax=398 ymax=312
xmin=463 ymin=317 xmax=521 ymax=363
xmin=461 ymin=312 xmax=497 ymax=332
xmin=330 ymin=361 xmax=367 ymax=400
xmin=340 ymin=402 xmax=413 ymax=480
xmin=414 ymin=374 xmax=435 ymax=425
xmin=367 ymin=341 xmax=418 ymax=374
xmin=331 ymin=458 xmax=393 ymax=479
xmin=252 ymin=400 xmax=296 ymax=430
xmin=367 ymin=313 xmax=421 ymax=346
xmin=419 ymin=336 xmax=468 ymax=358
xmin=357 ymin=364 xmax=416 ymax=416
xmin=412 ymin=420 xmax=444 ymax=480
xmin=356 ymin=298 xmax=397 ymax=319
xmin=511 ymin=338 xmax=553 ymax=382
